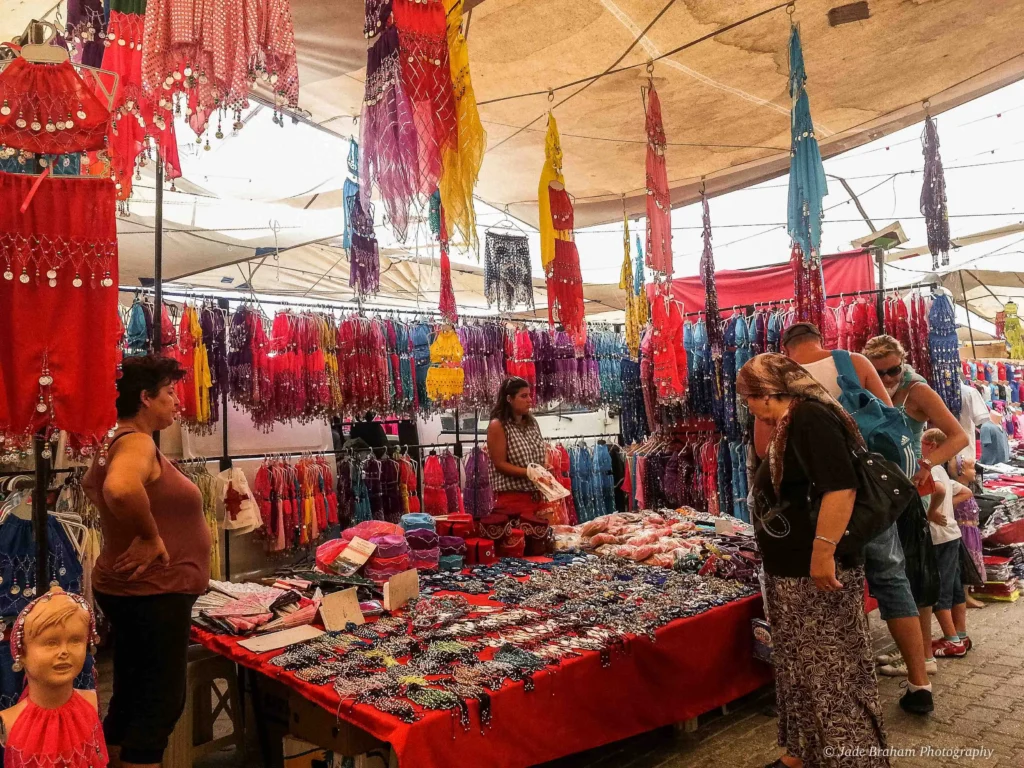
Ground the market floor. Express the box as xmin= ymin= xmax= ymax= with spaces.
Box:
xmin=97 ymin=596 xmax=1024 ymax=767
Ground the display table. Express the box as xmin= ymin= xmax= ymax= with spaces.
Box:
xmin=193 ymin=590 xmax=771 ymax=768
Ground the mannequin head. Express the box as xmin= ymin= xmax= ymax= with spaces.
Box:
xmin=11 ymin=589 xmax=96 ymax=696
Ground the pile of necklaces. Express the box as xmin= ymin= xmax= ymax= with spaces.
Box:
xmin=239 ymin=554 xmax=754 ymax=729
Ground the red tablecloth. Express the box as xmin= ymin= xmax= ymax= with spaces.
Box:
xmin=193 ymin=594 xmax=771 ymax=768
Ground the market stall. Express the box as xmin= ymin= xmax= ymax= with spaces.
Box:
xmin=4 ymin=0 xmax=1024 ymax=765
xmin=191 ymin=577 xmax=768 ymax=768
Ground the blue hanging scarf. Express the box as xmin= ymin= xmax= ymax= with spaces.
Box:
xmin=787 ymin=24 xmax=828 ymax=265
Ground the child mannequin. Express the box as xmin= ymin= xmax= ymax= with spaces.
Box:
xmin=0 ymin=588 xmax=107 ymax=768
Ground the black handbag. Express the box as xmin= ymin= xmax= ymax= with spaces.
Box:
xmin=810 ymin=448 xmax=918 ymax=558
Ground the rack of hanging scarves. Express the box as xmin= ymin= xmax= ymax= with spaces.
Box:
xmin=628 ymin=284 xmax=962 ymax=524
xmin=119 ymin=291 xmax=630 ymax=429
xmin=230 ymin=434 xmax=625 ymax=554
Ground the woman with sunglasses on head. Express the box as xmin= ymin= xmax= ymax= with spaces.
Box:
xmin=862 ymin=335 xmax=969 ymax=489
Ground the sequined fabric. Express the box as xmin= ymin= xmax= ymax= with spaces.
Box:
xmin=360 ymin=25 xmax=418 ymax=243
xmin=140 ymin=0 xmax=300 ymax=136
xmin=644 ymin=84 xmax=672 ymax=275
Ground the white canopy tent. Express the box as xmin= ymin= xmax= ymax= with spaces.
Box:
xmin=3 ymin=1 xmax=1024 ymax=320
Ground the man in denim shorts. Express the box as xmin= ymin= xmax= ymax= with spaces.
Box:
xmin=768 ymin=323 xmax=934 ymax=714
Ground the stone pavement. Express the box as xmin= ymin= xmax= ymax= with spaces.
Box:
xmin=542 ymin=598 xmax=1024 ymax=768
xmin=175 ymin=596 xmax=1024 ymax=767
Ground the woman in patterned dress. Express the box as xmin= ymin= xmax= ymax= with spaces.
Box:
xmin=737 ymin=354 xmax=889 ymax=768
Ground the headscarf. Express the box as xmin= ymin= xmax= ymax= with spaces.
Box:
xmin=736 ymin=353 xmax=864 ymax=497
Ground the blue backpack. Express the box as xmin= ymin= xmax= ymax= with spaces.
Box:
xmin=831 ymin=350 xmax=917 ymax=477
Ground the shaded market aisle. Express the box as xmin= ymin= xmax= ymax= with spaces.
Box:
xmin=542 ymin=599 xmax=1024 ymax=768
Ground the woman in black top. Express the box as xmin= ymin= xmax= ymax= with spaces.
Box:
xmin=737 ymin=353 xmax=889 ymax=768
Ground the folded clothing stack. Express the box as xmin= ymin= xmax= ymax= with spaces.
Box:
xmin=436 ymin=513 xmax=475 ymax=540
xmin=364 ymin=534 xmax=411 ymax=582
xmin=464 ymin=538 xmax=497 ymax=565
xmin=438 ymin=536 xmax=467 ymax=556
xmin=401 ymin=513 xmax=436 ymax=533
xmin=521 ymin=513 xmax=552 ymax=556
xmin=497 ymin=528 xmax=525 ymax=558
xmin=439 ymin=554 xmax=464 ymax=571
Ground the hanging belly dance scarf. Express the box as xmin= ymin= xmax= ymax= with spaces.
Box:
xmin=0 ymin=56 xmax=110 ymax=155
xmin=0 ymin=172 xmax=120 ymax=457
xmin=349 ymin=187 xmax=381 ymax=298
xmin=484 ymin=232 xmax=533 ymax=313
xmin=140 ymin=0 xmax=300 ymax=137
xmin=392 ymin=0 xmax=456 ymax=198
xmin=360 ymin=23 xmax=418 ymax=243
xmin=544 ymin=146 xmax=585 ymax=347
xmin=101 ymin=0 xmax=182 ymax=204
xmin=644 ymin=84 xmax=672 ymax=276
xmin=439 ymin=0 xmax=485 ymax=254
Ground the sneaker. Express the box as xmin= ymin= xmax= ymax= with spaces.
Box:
xmin=879 ymin=659 xmax=908 ymax=676
xmin=961 ymin=636 xmax=973 ymax=653
xmin=875 ymin=649 xmax=902 ymax=665
xmin=879 ymin=659 xmax=938 ymax=676
xmin=932 ymin=638 xmax=968 ymax=658
xmin=899 ymin=686 xmax=935 ymax=715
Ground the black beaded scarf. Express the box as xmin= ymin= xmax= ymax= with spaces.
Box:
xmin=484 ymin=232 xmax=534 ymax=313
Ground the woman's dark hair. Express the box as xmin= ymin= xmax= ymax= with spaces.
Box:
xmin=116 ymin=355 xmax=186 ymax=419
xmin=490 ymin=376 xmax=533 ymax=423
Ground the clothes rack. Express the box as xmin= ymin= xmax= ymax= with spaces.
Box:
xmin=120 ymin=285 xmax=624 ymax=329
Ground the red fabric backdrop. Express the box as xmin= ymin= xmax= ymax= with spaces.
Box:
xmin=647 ymin=249 xmax=875 ymax=312
xmin=194 ymin=593 xmax=771 ymax=768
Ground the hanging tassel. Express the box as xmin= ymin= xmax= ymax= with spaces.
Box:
xmin=921 ymin=114 xmax=951 ymax=270
xmin=700 ymin=188 xmax=723 ymax=353
xmin=787 ymin=23 xmax=828 ymax=267
xmin=437 ymin=203 xmax=458 ymax=324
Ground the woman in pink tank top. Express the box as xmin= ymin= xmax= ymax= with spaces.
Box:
xmin=83 ymin=356 xmax=210 ymax=768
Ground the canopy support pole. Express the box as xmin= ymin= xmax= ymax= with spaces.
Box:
xmin=958 ymin=269 xmax=978 ymax=359
xmin=875 ymin=247 xmax=885 ymax=333
xmin=33 ymin=433 xmax=50 ymax=592
xmin=153 ymin=154 xmax=165 ymax=448
xmin=218 ymin=296 xmax=233 ymax=581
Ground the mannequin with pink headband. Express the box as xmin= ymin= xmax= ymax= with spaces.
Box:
xmin=0 ymin=588 xmax=108 ymax=768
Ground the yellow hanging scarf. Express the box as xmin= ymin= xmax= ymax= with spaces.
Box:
xmin=440 ymin=0 xmax=486 ymax=256
xmin=538 ymin=114 xmax=568 ymax=273
xmin=620 ymin=214 xmax=641 ymax=358
xmin=426 ymin=326 xmax=465 ymax=402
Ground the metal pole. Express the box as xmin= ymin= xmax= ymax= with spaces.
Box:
xmin=453 ymin=407 xmax=462 ymax=459
xmin=873 ymin=247 xmax=886 ymax=333
xmin=153 ymin=156 xmax=164 ymax=355
xmin=33 ymin=434 xmax=50 ymax=592
xmin=217 ymin=297 xmax=232 ymax=581
xmin=958 ymin=270 xmax=978 ymax=359
xmin=152 ymin=154 xmax=164 ymax=449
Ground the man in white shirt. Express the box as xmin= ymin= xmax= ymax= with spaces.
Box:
xmin=958 ymin=382 xmax=989 ymax=461
xmin=921 ymin=428 xmax=974 ymax=664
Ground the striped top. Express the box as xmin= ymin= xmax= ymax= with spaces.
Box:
xmin=493 ymin=419 xmax=546 ymax=493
